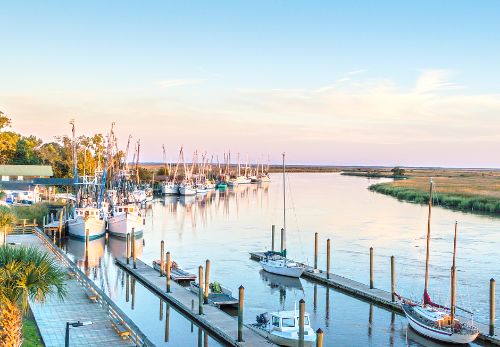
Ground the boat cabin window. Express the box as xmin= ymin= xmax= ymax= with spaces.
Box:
xmin=282 ymin=318 xmax=295 ymax=327
xmin=303 ymin=317 xmax=310 ymax=326
xmin=272 ymin=316 xmax=280 ymax=327
xmin=119 ymin=208 xmax=122 ymax=213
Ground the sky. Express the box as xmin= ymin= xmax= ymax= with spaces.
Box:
xmin=1 ymin=1 xmax=499 ymax=167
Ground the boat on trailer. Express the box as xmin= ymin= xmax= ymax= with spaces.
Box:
xmin=249 ymin=309 xmax=316 ymax=346
xmin=152 ymin=259 xmax=197 ymax=282
xmin=399 ymin=179 xmax=479 ymax=344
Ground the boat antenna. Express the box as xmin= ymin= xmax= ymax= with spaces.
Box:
xmin=424 ymin=178 xmax=433 ymax=304
xmin=451 ymin=221 xmax=458 ymax=323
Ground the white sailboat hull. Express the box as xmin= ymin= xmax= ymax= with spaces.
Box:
xmin=260 ymin=261 xmax=304 ymax=278
xmin=403 ymin=305 xmax=479 ymax=344
xmin=68 ymin=217 xmax=106 ymax=240
xmin=162 ymin=184 xmax=179 ymax=195
xmin=108 ymin=213 xmax=143 ymax=238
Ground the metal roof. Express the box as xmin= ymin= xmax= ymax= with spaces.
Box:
xmin=0 ymin=165 xmax=53 ymax=177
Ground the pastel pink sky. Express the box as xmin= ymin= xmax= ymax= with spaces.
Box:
xmin=3 ymin=69 xmax=500 ymax=167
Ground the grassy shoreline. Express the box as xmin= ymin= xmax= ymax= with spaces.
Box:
xmin=369 ymin=176 xmax=500 ymax=215
xmin=22 ymin=316 xmax=43 ymax=347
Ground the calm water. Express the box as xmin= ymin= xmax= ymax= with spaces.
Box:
xmin=61 ymin=173 xmax=499 ymax=346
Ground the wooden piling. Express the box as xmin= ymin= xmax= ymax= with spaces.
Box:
xmin=298 ymin=299 xmax=305 ymax=347
xmin=491 ymin=278 xmax=496 ymax=336
xmin=126 ymin=233 xmax=130 ymax=264
xmin=198 ymin=266 xmax=204 ymax=315
xmin=280 ymin=228 xmax=284 ymax=253
xmin=271 ymin=225 xmax=275 ymax=251
xmin=314 ymin=233 xmax=318 ymax=270
xmin=391 ymin=256 xmax=396 ymax=302
xmin=132 ymin=228 xmax=137 ymax=269
xmin=165 ymin=303 xmax=170 ymax=342
xmin=166 ymin=252 xmax=171 ymax=293
xmin=370 ymin=247 xmax=374 ymax=289
xmin=160 ymin=241 xmax=165 ymax=276
xmin=326 ymin=238 xmax=331 ymax=279
xmin=238 ymin=285 xmax=244 ymax=342
xmin=316 ymin=328 xmax=323 ymax=347
xmin=204 ymin=259 xmax=210 ymax=304
xmin=131 ymin=278 xmax=136 ymax=310
xmin=125 ymin=273 xmax=130 ymax=302
xmin=85 ymin=229 xmax=89 ymax=266
xmin=159 ymin=299 xmax=163 ymax=320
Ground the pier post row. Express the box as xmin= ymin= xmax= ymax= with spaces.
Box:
xmin=198 ymin=266 xmax=204 ymax=315
xmin=166 ymin=252 xmax=171 ymax=293
xmin=160 ymin=240 xmax=165 ymax=276
xmin=391 ymin=255 xmax=396 ymax=302
xmin=299 ymin=299 xmax=305 ymax=347
xmin=314 ymin=232 xmax=318 ymax=270
xmin=238 ymin=285 xmax=244 ymax=342
xmin=126 ymin=233 xmax=130 ymax=264
xmin=271 ymin=224 xmax=275 ymax=251
xmin=204 ymin=259 xmax=210 ymax=304
xmin=370 ymin=247 xmax=374 ymax=289
xmin=326 ymin=238 xmax=331 ymax=279
xmin=491 ymin=278 xmax=496 ymax=336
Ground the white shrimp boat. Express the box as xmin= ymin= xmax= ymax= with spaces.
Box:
xmin=107 ymin=204 xmax=143 ymax=237
xmin=179 ymin=183 xmax=197 ymax=196
xmin=400 ymin=180 xmax=479 ymax=344
xmin=131 ymin=189 xmax=147 ymax=203
xmin=67 ymin=207 xmax=106 ymax=240
xmin=236 ymin=175 xmax=251 ymax=184
xmin=161 ymin=182 xmax=179 ymax=195
xmin=249 ymin=310 xmax=316 ymax=346
xmin=258 ymin=174 xmax=271 ymax=183
xmin=195 ymin=184 xmax=208 ymax=194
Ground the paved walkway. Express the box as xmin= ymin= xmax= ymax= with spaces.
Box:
xmin=7 ymin=234 xmax=137 ymax=347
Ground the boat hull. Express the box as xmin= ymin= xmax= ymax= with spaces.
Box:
xmin=67 ymin=218 xmax=106 ymax=240
xmin=108 ymin=213 xmax=143 ymax=238
xmin=162 ymin=185 xmax=179 ymax=195
xmin=402 ymin=304 xmax=479 ymax=344
xmin=248 ymin=325 xmax=315 ymax=347
xmin=260 ymin=261 xmax=304 ymax=278
xmin=179 ymin=185 xmax=196 ymax=196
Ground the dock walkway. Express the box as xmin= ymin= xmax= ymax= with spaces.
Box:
xmin=250 ymin=251 xmax=500 ymax=346
xmin=116 ymin=257 xmax=276 ymax=347
xmin=7 ymin=232 xmax=153 ymax=347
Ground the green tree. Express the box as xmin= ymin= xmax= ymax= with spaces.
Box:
xmin=0 ymin=112 xmax=12 ymax=130
xmin=0 ymin=206 xmax=15 ymax=245
xmin=10 ymin=136 xmax=43 ymax=165
xmin=0 ymin=246 xmax=67 ymax=346
xmin=391 ymin=167 xmax=406 ymax=177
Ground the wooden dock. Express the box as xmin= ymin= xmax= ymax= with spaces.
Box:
xmin=115 ymin=257 xmax=276 ymax=347
xmin=7 ymin=232 xmax=153 ymax=347
xmin=250 ymin=251 xmax=500 ymax=346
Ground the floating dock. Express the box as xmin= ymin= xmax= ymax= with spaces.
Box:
xmin=115 ymin=257 xmax=276 ymax=347
xmin=250 ymin=251 xmax=500 ymax=346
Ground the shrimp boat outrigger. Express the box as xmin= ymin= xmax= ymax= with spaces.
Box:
xmin=399 ymin=179 xmax=479 ymax=344
xmin=260 ymin=153 xmax=305 ymax=278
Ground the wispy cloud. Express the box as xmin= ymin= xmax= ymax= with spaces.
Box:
xmin=155 ymin=79 xmax=205 ymax=89
xmin=347 ymin=69 xmax=366 ymax=75
xmin=414 ymin=69 xmax=461 ymax=94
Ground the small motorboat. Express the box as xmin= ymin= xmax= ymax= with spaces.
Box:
xmin=260 ymin=252 xmax=305 ymax=278
xmin=189 ymin=281 xmax=238 ymax=307
xmin=249 ymin=309 xmax=316 ymax=346
xmin=152 ymin=259 xmax=197 ymax=282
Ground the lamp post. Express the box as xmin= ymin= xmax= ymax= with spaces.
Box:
xmin=65 ymin=321 xmax=92 ymax=347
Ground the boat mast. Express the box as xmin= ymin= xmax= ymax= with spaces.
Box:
xmin=282 ymin=152 xmax=286 ymax=257
xmin=424 ymin=179 xmax=433 ymax=300
xmin=162 ymin=144 xmax=168 ymax=181
xmin=451 ymin=221 xmax=458 ymax=322
xmin=70 ymin=119 xmax=79 ymax=208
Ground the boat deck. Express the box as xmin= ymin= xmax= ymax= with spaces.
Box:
xmin=116 ymin=257 xmax=276 ymax=346
xmin=250 ymin=251 xmax=500 ymax=346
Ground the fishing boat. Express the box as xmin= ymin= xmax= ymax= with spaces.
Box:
xmin=179 ymin=182 xmax=197 ymax=196
xmin=217 ymin=181 xmax=228 ymax=190
xmin=107 ymin=204 xmax=143 ymax=237
xmin=152 ymin=259 xmax=197 ymax=282
xmin=161 ymin=181 xmax=179 ymax=195
xmin=67 ymin=207 xmax=106 ymax=240
xmin=400 ymin=180 xmax=479 ymax=344
xmin=189 ymin=281 xmax=238 ymax=307
xmin=260 ymin=153 xmax=305 ymax=278
xmin=249 ymin=309 xmax=316 ymax=346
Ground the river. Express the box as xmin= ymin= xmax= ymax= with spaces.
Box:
xmin=59 ymin=173 xmax=499 ymax=346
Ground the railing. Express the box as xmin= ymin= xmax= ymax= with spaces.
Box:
xmin=32 ymin=227 xmax=155 ymax=347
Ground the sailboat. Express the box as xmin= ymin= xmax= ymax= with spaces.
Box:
xmin=401 ymin=179 xmax=479 ymax=344
xmin=260 ymin=153 xmax=305 ymax=278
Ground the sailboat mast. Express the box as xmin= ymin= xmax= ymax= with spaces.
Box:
xmin=424 ymin=179 xmax=434 ymax=297
xmin=70 ymin=120 xmax=79 ymax=207
xmin=451 ymin=221 xmax=458 ymax=322
xmin=282 ymin=152 xmax=286 ymax=236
